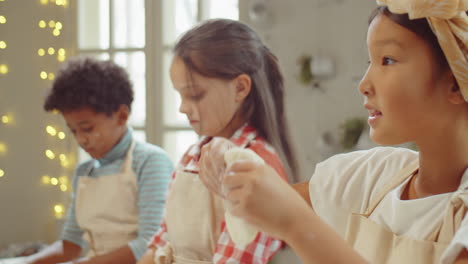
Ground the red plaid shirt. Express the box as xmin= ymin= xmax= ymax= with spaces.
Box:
xmin=149 ymin=124 xmax=288 ymax=263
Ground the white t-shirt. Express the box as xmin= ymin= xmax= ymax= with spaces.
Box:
xmin=309 ymin=147 xmax=468 ymax=264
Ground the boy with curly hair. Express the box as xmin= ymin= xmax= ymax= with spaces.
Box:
xmin=26 ymin=57 xmax=173 ymax=264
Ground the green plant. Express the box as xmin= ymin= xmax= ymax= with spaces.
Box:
xmin=340 ymin=117 xmax=367 ymax=150
xmin=298 ymin=55 xmax=313 ymax=85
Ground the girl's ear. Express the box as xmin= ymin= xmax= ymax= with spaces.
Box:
xmin=444 ymin=72 xmax=465 ymax=104
xmin=448 ymin=83 xmax=465 ymax=104
xmin=116 ymin=104 xmax=130 ymax=125
xmin=234 ymin=74 xmax=252 ymax=102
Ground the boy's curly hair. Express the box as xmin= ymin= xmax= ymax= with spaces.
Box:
xmin=44 ymin=57 xmax=133 ymax=115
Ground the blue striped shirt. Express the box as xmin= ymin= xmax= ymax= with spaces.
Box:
xmin=61 ymin=128 xmax=173 ymax=260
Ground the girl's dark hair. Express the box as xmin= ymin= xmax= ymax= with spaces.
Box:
xmin=44 ymin=57 xmax=133 ymax=115
xmin=369 ymin=6 xmax=450 ymax=70
xmin=174 ymin=19 xmax=299 ymax=182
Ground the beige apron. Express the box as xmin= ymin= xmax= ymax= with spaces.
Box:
xmin=76 ymin=141 xmax=138 ymax=257
xmin=345 ymin=160 xmax=468 ymax=263
xmin=155 ymin=141 xmax=251 ymax=264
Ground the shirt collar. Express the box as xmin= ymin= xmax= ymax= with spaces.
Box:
xmin=96 ymin=127 xmax=132 ymax=166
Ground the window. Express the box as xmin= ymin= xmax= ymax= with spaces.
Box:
xmin=77 ymin=0 xmax=238 ymax=163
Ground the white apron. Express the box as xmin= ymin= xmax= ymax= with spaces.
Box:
xmin=75 ymin=141 xmax=138 ymax=257
xmin=155 ymin=140 xmax=252 ymax=264
xmin=345 ymin=161 xmax=468 ymax=263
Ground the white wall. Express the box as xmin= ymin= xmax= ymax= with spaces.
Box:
xmin=240 ymin=0 xmax=377 ymax=181
xmin=0 ymin=1 xmax=77 ymax=244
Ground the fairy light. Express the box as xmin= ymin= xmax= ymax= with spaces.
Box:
xmin=41 ymin=175 xmax=51 ymax=185
xmin=58 ymin=176 xmax=68 ymax=184
xmin=1 ymin=114 xmax=11 ymax=124
xmin=0 ymin=142 xmax=6 ymax=154
xmin=54 ymin=204 xmax=65 ymax=219
xmin=34 ymin=1 xmax=72 ymax=221
xmin=45 ymin=149 xmax=56 ymax=159
xmin=50 ymin=177 xmax=58 ymax=185
xmin=61 ymin=160 xmax=69 ymax=168
xmin=0 ymin=16 xmax=6 ymax=24
xmin=46 ymin=125 xmax=57 ymax=136
xmin=59 ymin=154 xmax=70 ymax=168
xmin=57 ymin=131 xmax=66 ymax=139
xmin=0 ymin=169 xmax=4 ymax=178
xmin=60 ymin=184 xmax=67 ymax=192
xmin=0 ymin=64 xmax=8 ymax=74
xmin=0 ymin=41 xmax=6 ymax=49
xmin=38 ymin=20 xmax=46 ymax=28
xmin=55 ymin=22 xmax=62 ymax=30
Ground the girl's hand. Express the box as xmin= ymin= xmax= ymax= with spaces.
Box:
xmin=222 ymin=160 xmax=312 ymax=240
xmin=199 ymin=137 xmax=236 ymax=197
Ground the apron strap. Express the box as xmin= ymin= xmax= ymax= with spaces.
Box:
xmin=427 ymin=189 xmax=468 ymax=242
xmin=364 ymin=159 xmax=419 ymax=216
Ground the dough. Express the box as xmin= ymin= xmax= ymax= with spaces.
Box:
xmin=223 ymin=148 xmax=263 ymax=246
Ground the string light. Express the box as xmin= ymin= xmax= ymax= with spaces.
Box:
xmin=58 ymin=176 xmax=68 ymax=184
xmin=0 ymin=16 xmax=6 ymax=24
xmin=0 ymin=64 xmax=8 ymax=74
xmin=55 ymin=22 xmax=62 ymax=30
xmin=58 ymin=132 xmax=66 ymax=139
xmin=50 ymin=177 xmax=58 ymax=185
xmin=46 ymin=125 xmax=57 ymax=136
xmin=38 ymin=20 xmax=46 ymax=28
xmin=45 ymin=149 xmax=56 ymax=159
xmin=60 ymin=184 xmax=67 ymax=192
xmin=41 ymin=175 xmax=51 ymax=185
xmin=54 ymin=204 xmax=65 ymax=219
xmin=0 ymin=169 xmax=4 ymax=178
xmin=0 ymin=41 xmax=6 ymax=49
xmin=59 ymin=154 xmax=70 ymax=168
xmin=34 ymin=0 xmax=71 ymax=222
xmin=0 ymin=142 xmax=6 ymax=154
xmin=57 ymin=54 xmax=66 ymax=62
xmin=1 ymin=114 xmax=11 ymax=124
